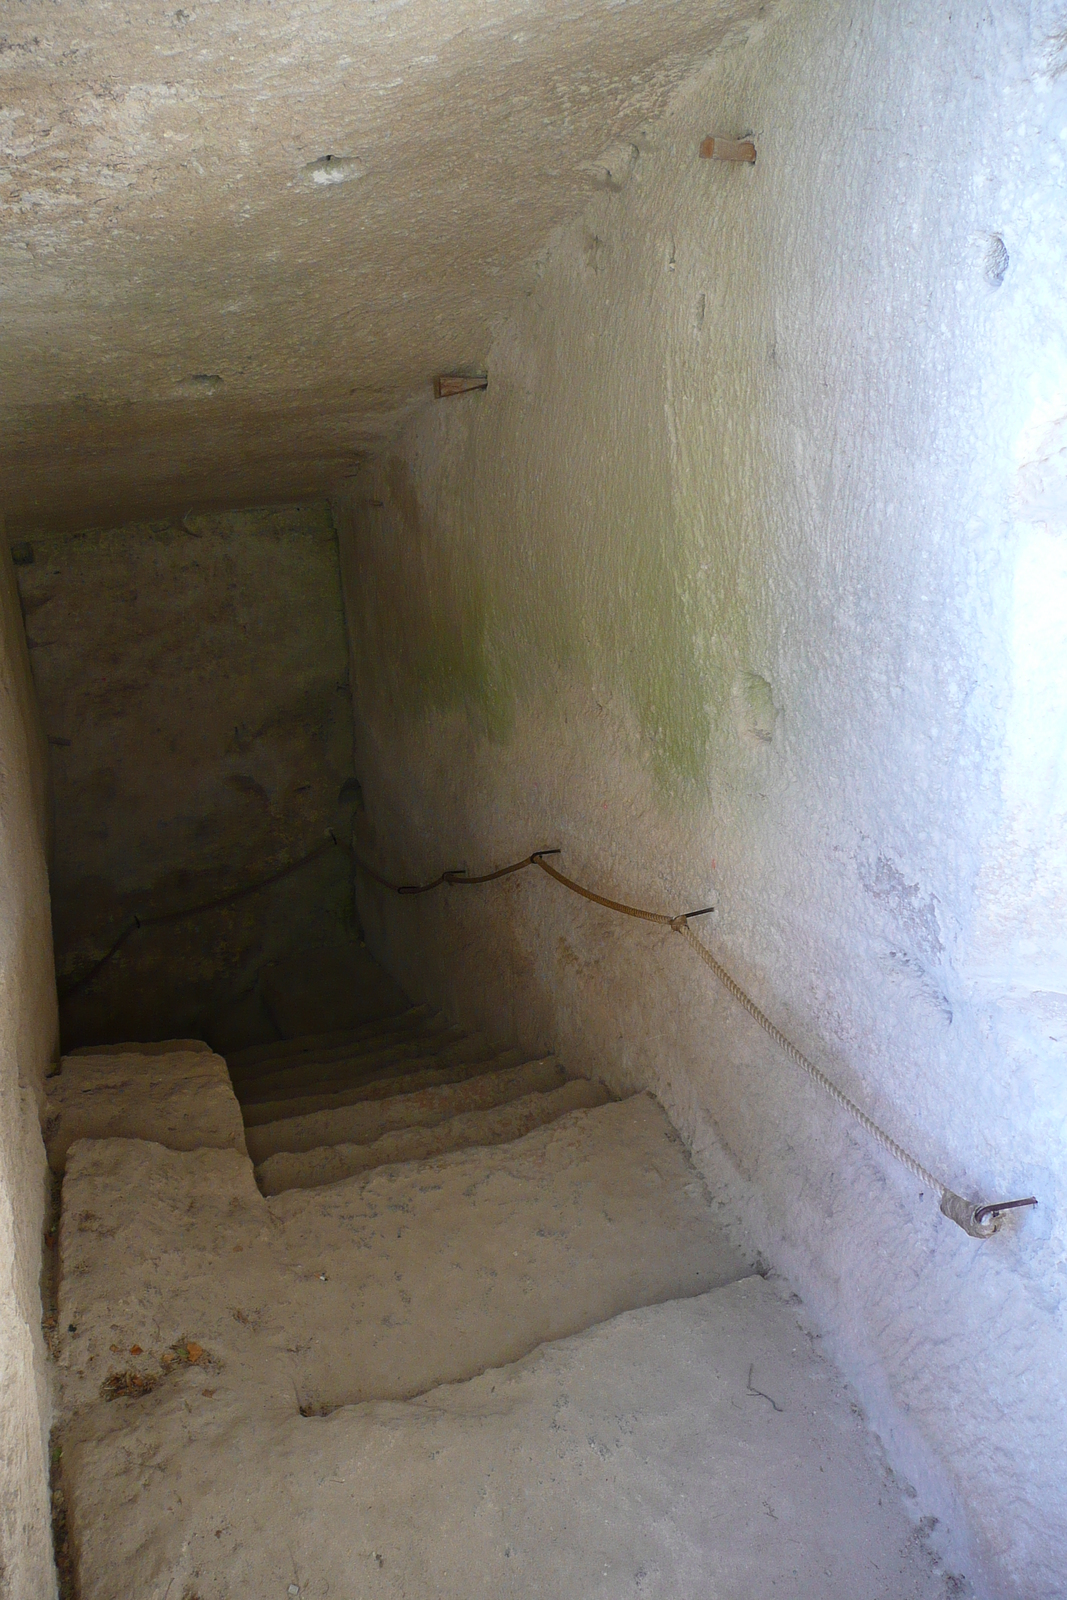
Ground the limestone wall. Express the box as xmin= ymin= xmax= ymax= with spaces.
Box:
xmin=0 ymin=529 xmax=59 ymax=1596
xmin=333 ymin=4 xmax=1067 ymax=1595
xmin=15 ymin=504 xmax=358 ymax=1051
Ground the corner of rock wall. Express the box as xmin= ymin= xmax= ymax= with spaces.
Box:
xmin=0 ymin=525 xmax=60 ymax=1598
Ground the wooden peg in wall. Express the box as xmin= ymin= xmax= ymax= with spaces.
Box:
xmin=699 ymin=136 xmax=756 ymax=164
xmin=433 ymin=374 xmax=489 ymax=399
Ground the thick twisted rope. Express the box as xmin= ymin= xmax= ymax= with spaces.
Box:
xmin=354 ymin=845 xmax=1035 ymax=1239
xmin=671 ymin=921 xmax=943 ymax=1193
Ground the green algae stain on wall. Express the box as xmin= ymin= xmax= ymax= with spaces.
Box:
xmin=602 ymin=492 xmax=716 ymax=795
xmin=348 ymin=453 xmax=720 ymax=797
xmin=342 ymin=224 xmax=761 ymax=801
xmin=515 ymin=373 xmax=720 ymax=797
xmin=348 ymin=457 xmax=515 ymax=741
xmin=409 ymin=566 xmax=515 ymax=743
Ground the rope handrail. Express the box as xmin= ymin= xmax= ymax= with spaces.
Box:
xmin=59 ymin=829 xmax=1036 ymax=1238
xmin=58 ymin=836 xmax=342 ymax=1001
xmin=353 ymin=845 xmax=1036 ymax=1240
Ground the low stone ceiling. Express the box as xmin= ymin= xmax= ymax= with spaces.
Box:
xmin=0 ymin=0 xmax=759 ymax=533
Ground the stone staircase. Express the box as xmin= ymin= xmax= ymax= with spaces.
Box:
xmin=230 ymin=1007 xmax=610 ymax=1194
xmin=43 ymin=1005 xmax=959 ymax=1598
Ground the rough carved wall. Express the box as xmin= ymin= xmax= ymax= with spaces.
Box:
xmin=0 ymin=0 xmax=764 ymax=531
xmin=15 ymin=504 xmax=361 ymax=1051
xmin=333 ymin=6 xmax=1067 ymax=1595
xmin=0 ymin=529 xmax=59 ymax=1596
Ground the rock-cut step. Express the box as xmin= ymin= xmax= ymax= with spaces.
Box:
xmin=256 ymin=1076 xmax=611 ymax=1193
xmin=223 ymin=1004 xmax=430 ymax=1075
xmin=245 ymin=1053 xmax=573 ymax=1164
xmin=55 ymin=1095 xmax=750 ymax=1416
xmin=54 ymin=1140 xmax=296 ymax=1427
xmin=274 ymin=1093 xmax=750 ymax=1407
xmin=233 ymin=1019 xmax=475 ymax=1105
xmin=240 ymin=1045 xmax=533 ymax=1129
xmin=226 ymin=1006 xmax=452 ymax=1099
xmin=226 ymin=1013 xmax=552 ymax=1153
xmin=239 ymin=1041 xmax=526 ymax=1126
xmin=44 ymin=1044 xmax=245 ymax=1174
xmin=62 ymin=1276 xmax=953 ymax=1600
xmin=52 ymin=1068 xmax=952 ymax=1600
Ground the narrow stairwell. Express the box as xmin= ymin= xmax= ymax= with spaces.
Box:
xmin=44 ymin=1003 xmax=960 ymax=1598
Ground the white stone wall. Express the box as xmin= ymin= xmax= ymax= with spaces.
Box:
xmin=333 ymin=4 xmax=1067 ymax=1594
xmin=0 ymin=530 xmax=59 ymax=1597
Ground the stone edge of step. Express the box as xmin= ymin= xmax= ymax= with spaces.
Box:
xmin=298 ymin=1269 xmax=771 ymax=1416
xmin=67 ymin=1039 xmax=212 ymax=1057
xmin=226 ymin=1005 xmax=431 ymax=1072
xmin=254 ymin=1077 xmax=614 ymax=1195
xmin=232 ymin=1025 xmax=476 ymax=1100
xmin=244 ymin=1055 xmax=566 ymax=1157
xmin=238 ymin=1048 xmax=530 ymax=1127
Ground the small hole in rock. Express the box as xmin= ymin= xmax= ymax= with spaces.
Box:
xmin=175 ymin=373 xmax=223 ymax=397
xmin=985 ymin=234 xmax=1009 ymax=287
xmin=303 ymin=155 xmax=362 ymax=186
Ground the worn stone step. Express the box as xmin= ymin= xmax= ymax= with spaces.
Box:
xmin=230 ymin=1024 xmax=454 ymax=1100
xmin=54 ymin=1093 xmax=747 ymax=1415
xmin=68 ymin=1039 xmax=211 ymax=1056
xmin=240 ymin=1048 xmax=527 ymax=1128
xmin=228 ymin=1010 xmax=450 ymax=1082
xmin=228 ymin=1022 xmax=454 ymax=1096
xmin=237 ymin=1031 xmax=502 ymax=1111
xmin=55 ymin=1138 xmax=299 ymax=1426
xmin=62 ymin=1277 xmax=950 ymax=1600
xmin=272 ymin=1094 xmax=751 ymax=1406
xmin=234 ymin=1026 xmax=477 ymax=1104
xmin=245 ymin=1055 xmax=566 ymax=1161
xmin=226 ymin=1007 xmax=430 ymax=1071
xmin=44 ymin=1049 xmax=246 ymax=1174
xmin=256 ymin=1078 xmax=613 ymax=1194
xmin=225 ymin=1005 xmax=431 ymax=1074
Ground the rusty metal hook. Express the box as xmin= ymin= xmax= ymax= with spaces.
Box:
xmin=972 ymin=1196 xmax=1038 ymax=1228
